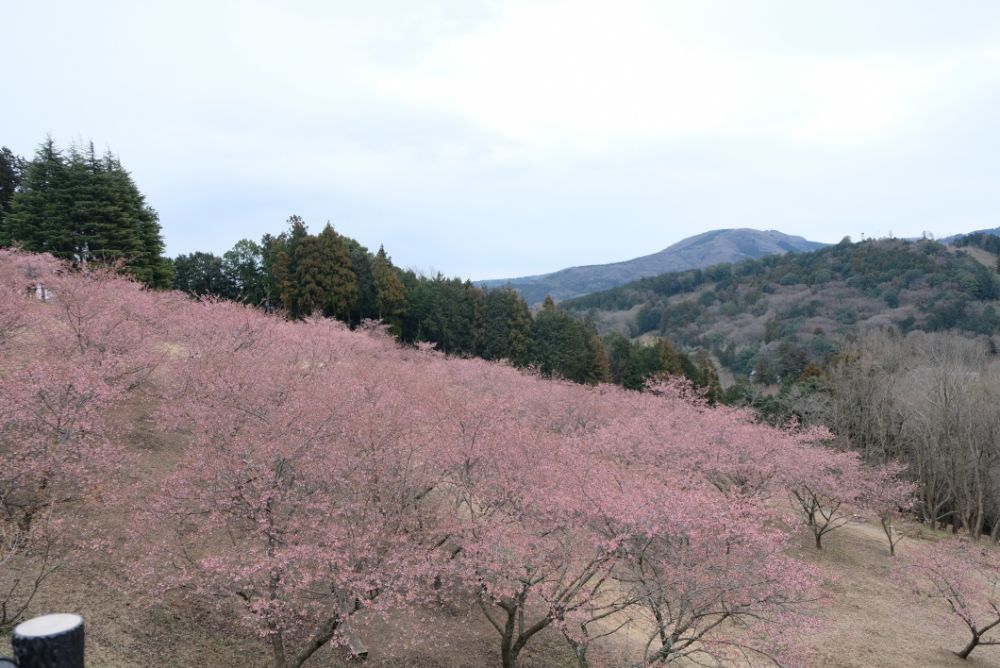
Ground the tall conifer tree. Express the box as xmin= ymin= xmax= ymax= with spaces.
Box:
xmin=2 ymin=138 xmax=170 ymax=287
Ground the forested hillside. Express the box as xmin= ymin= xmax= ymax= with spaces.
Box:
xmin=480 ymin=228 xmax=825 ymax=305
xmin=565 ymin=237 xmax=1000 ymax=382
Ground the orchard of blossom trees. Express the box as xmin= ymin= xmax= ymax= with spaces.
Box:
xmin=1 ymin=248 xmax=994 ymax=665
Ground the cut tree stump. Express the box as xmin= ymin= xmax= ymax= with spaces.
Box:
xmin=347 ymin=633 xmax=368 ymax=660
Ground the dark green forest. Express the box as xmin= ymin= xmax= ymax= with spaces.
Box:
xmin=0 ymin=139 xmax=171 ymax=287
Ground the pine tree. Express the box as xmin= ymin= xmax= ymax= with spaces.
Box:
xmin=695 ymin=349 xmax=722 ymax=403
xmin=372 ymin=245 xmax=406 ymax=325
xmin=316 ymin=224 xmax=358 ymax=320
xmin=344 ymin=238 xmax=376 ymax=324
xmin=530 ymin=299 xmax=606 ymax=384
xmin=480 ymin=286 xmax=531 ymax=366
xmin=288 ymin=224 xmax=358 ymax=320
xmin=291 ymin=234 xmax=328 ymax=317
xmin=2 ymin=138 xmax=170 ymax=287
xmin=655 ymin=339 xmax=685 ymax=377
xmin=0 ymin=147 xmax=25 ymax=221
xmin=3 ymin=137 xmax=74 ymax=255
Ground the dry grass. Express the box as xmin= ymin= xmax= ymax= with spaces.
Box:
xmin=795 ymin=520 xmax=1000 ymax=668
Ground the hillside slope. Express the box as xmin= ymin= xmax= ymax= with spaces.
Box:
xmin=479 ymin=229 xmax=825 ymax=305
xmin=563 ymin=237 xmax=1000 ymax=381
xmin=2 ymin=250 xmax=999 ymax=667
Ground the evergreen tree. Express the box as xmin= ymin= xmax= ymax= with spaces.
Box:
xmin=695 ymin=349 xmax=722 ymax=403
xmin=480 ymin=286 xmax=532 ymax=366
xmin=372 ymin=245 xmax=407 ymax=326
xmin=655 ymin=339 xmax=685 ymax=378
xmin=3 ymin=137 xmax=74 ymax=254
xmin=2 ymin=138 xmax=170 ymax=287
xmin=316 ymin=224 xmax=358 ymax=320
xmin=402 ymin=274 xmax=480 ymax=355
xmin=172 ymin=252 xmax=232 ymax=296
xmin=262 ymin=216 xmax=308 ymax=314
xmin=288 ymin=223 xmax=358 ymax=320
xmin=290 ymin=234 xmax=327 ymax=317
xmin=344 ymin=237 xmax=376 ymax=324
xmin=0 ymin=147 xmax=25 ymax=221
xmin=530 ymin=297 xmax=607 ymax=384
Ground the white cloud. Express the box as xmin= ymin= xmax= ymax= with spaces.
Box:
xmin=371 ymin=1 xmax=1000 ymax=152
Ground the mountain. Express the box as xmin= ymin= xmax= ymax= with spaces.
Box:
xmin=562 ymin=237 xmax=1000 ymax=382
xmin=479 ymin=229 xmax=826 ymax=305
xmin=940 ymin=226 xmax=1000 ymax=244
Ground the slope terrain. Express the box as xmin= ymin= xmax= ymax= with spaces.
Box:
xmin=479 ymin=229 xmax=825 ymax=305
xmin=2 ymin=249 xmax=999 ymax=668
xmin=564 ymin=237 xmax=1000 ymax=381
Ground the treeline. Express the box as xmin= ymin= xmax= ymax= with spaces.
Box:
xmin=1 ymin=138 xmax=719 ymax=393
xmin=0 ymin=139 xmax=171 ymax=287
xmin=172 ymin=216 xmax=722 ymax=393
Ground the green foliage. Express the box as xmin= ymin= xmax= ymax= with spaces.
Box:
xmin=530 ymin=302 xmax=607 ymax=384
xmin=0 ymin=147 xmax=25 ymax=220
xmin=346 ymin=238 xmax=377 ymax=324
xmin=401 ymin=274 xmax=482 ymax=355
xmin=222 ymin=239 xmax=266 ymax=306
xmin=602 ymin=332 xmax=718 ymax=396
xmin=1 ymin=138 xmax=170 ymax=287
xmin=565 ymin=237 xmax=1000 ymax=379
xmin=479 ymin=285 xmax=532 ymax=366
xmin=372 ymin=245 xmax=407 ymax=328
xmin=172 ymin=252 xmax=233 ymax=296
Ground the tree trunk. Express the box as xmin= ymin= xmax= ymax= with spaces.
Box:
xmin=270 ymin=632 xmax=288 ymax=668
xmin=955 ymin=633 xmax=978 ymax=660
xmin=814 ymin=531 xmax=823 ymax=550
xmin=500 ymin=607 xmax=518 ymax=668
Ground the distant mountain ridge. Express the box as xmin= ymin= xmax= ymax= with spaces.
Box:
xmin=479 ymin=229 xmax=826 ymax=305
xmin=560 ymin=236 xmax=1000 ymax=382
xmin=939 ymin=226 xmax=1000 ymax=244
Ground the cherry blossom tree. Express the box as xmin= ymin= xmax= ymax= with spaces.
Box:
xmin=0 ymin=251 xmax=919 ymax=667
xmin=863 ymin=462 xmax=917 ymax=556
xmin=0 ymin=251 xmax=133 ymax=630
xmin=902 ymin=539 xmax=1000 ymax=659
xmin=615 ymin=497 xmax=818 ymax=667
xmin=133 ymin=312 xmax=445 ymax=668
xmin=423 ymin=366 xmax=621 ymax=668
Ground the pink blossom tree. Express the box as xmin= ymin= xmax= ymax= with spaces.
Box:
xmin=0 ymin=253 xmax=915 ymax=667
xmin=580 ymin=387 xmax=821 ymax=667
xmin=0 ymin=251 xmax=132 ymax=630
xmin=901 ymin=539 xmax=1000 ymax=659
xmin=785 ymin=447 xmax=872 ymax=550
xmin=132 ymin=312 xmax=446 ymax=668
xmin=614 ymin=497 xmax=818 ymax=667
xmin=424 ymin=366 xmax=622 ymax=668
xmin=862 ymin=462 xmax=917 ymax=556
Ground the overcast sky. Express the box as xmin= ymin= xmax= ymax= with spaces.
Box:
xmin=5 ymin=1 xmax=1000 ymax=280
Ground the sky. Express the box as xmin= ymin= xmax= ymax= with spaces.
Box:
xmin=5 ymin=1 xmax=1000 ymax=281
